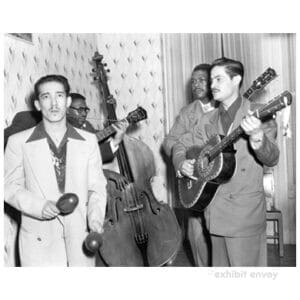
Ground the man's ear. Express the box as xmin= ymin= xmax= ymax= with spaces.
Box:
xmin=34 ymin=100 xmax=41 ymax=111
xmin=233 ymin=75 xmax=242 ymax=87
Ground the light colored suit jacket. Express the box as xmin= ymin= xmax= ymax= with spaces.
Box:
xmin=186 ymin=97 xmax=279 ymax=237
xmin=5 ymin=125 xmax=107 ymax=266
xmin=162 ymin=100 xmax=215 ymax=171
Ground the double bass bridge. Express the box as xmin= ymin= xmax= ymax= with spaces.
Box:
xmin=124 ymin=203 xmax=144 ymax=213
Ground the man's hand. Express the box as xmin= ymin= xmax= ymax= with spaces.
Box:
xmin=111 ymin=119 xmax=129 ymax=147
xmin=241 ymin=114 xmax=264 ymax=149
xmin=42 ymin=200 xmax=60 ymax=220
xmin=89 ymin=220 xmax=103 ymax=234
xmin=108 ymin=172 xmax=129 ymax=191
xmin=179 ymin=159 xmax=197 ymax=180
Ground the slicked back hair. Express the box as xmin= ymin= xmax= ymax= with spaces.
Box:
xmin=211 ymin=57 xmax=244 ymax=88
xmin=34 ymin=74 xmax=71 ymax=99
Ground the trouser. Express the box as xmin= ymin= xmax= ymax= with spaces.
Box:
xmin=187 ymin=210 xmax=211 ymax=266
xmin=211 ymin=231 xmax=267 ymax=267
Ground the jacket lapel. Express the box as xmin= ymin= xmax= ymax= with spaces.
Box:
xmin=205 ymin=109 xmax=223 ymax=138
xmin=231 ymin=98 xmax=250 ymax=131
xmin=64 ymin=138 xmax=86 ymax=194
xmin=24 ymin=139 xmax=59 ymax=197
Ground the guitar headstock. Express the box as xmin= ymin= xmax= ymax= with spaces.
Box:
xmin=255 ymin=90 xmax=292 ymax=120
xmin=126 ymin=107 xmax=148 ymax=124
xmin=243 ymin=67 xmax=277 ymax=100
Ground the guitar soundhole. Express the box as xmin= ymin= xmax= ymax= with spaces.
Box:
xmin=196 ymin=150 xmax=214 ymax=179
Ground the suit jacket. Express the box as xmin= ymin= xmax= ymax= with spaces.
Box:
xmin=162 ymin=100 xmax=215 ymax=171
xmin=4 ymin=125 xmax=107 ymax=266
xmin=177 ymin=97 xmax=279 ymax=237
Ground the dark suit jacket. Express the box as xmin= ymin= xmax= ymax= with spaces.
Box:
xmin=174 ymin=97 xmax=279 ymax=237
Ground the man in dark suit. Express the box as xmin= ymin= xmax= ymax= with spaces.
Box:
xmin=178 ymin=57 xmax=279 ymax=266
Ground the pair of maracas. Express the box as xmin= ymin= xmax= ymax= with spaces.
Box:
xmin=56 ymin=193 xmax=102 ymax=254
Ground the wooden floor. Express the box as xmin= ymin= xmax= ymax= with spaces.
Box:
xmin=171 ymin=242 xmax=296 ymax=267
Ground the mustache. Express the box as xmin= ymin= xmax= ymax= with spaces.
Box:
xmin=49 ymin=108 xmax=60 ymax=112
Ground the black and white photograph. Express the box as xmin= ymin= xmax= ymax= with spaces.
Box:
xmin=3 ymin=32 xmax=296 ymax=268
xmin=1 ymin=1 xmax=299 ymax=300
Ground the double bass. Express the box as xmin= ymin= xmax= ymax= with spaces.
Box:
xmin=92 ymin=52 xmax=181 ymax=266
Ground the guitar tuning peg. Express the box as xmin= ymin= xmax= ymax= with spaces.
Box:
xmin=104 ymin=63 xmax=107 ymax=67
xmin=92 ymin=68 xmax=96 ymax=72
xmin=107 ymin=69 xmax=110 ymax=73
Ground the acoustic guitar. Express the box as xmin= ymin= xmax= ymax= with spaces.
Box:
xmin=178 ymin=90 xmax=292 ymax=211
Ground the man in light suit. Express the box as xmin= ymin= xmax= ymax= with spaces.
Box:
xmin=178 ymin=57 xmax=279 ymax=266
xmin=4 ymin=74 xmax=107 ymax=266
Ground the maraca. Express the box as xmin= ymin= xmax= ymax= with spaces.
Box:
xmin=56 ymin=193 xmax=79 ymax=215
xmin=84 ymin=232 xmax=103 ymax=253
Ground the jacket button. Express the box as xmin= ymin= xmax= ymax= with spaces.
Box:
xmin=37 ymin=237 xmax=42 ymax=241
xmin=229 ymin=194 xmax=234 ymax=199
xmin=241 ymin=168 xmax=246 ymax=172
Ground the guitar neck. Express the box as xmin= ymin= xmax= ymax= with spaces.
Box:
xmin=243 ymin=87 xmax=255 ymax=99
xmin=209 ymin=90 xmax=292 ymax=161
xmin=209 ymin=126 xmax=243 ymax=161
xmin=95 ymin=117 xmax=128 ymax=143
xmin=95 ymin=125 xmax=116 ymax=143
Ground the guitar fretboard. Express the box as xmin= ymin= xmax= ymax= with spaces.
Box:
xmin=208 ymin=91 xmax=292 ymax=161
xmin=95 ymin=125 xmax=116 ymax=143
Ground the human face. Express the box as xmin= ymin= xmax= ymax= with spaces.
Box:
xmin=191 ymin=70 xmax=209 ymax=101
xmin=68 ymin=98 xmax=90 ymax=126
xmin=34 ymin=81 xmax=71 ymax=124
xmin=210 ymin=66 xmax=239 ymax=104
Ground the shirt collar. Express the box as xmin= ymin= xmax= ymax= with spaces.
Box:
xmin=219 ymin=95 xmax=242 ymax=120
xmin=198 ymin=100 xmax=215 ymax=113
xmin=26 ymin=121 xmax=85 ymax=143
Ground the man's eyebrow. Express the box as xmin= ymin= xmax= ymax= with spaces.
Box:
xmin=39 ymin=92 xmax=50 ymax=97
xmin=211 ymin=75 xmax=222 ymax=79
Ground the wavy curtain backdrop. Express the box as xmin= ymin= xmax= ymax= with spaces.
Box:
xmin=161 ymin=33 xmax=296 ymax=244
xmin=161 ymin=33 xmax=222 ymax=207
xmin=222 ymin=33 xmax=296 ymax=244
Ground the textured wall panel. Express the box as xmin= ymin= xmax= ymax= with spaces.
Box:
xmin=96 ymin=34 xmax=168 ymax=203
xmin=4 ymin=33 xmax=169 ymax=204
xmin=4 ymin=33 xmax=102 ymax=130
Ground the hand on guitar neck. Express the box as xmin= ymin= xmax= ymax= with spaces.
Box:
xmin=110 ymin=119 xmax=129 ymax=148
xmin=241 ymin=112 xmax=264 ymax=150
